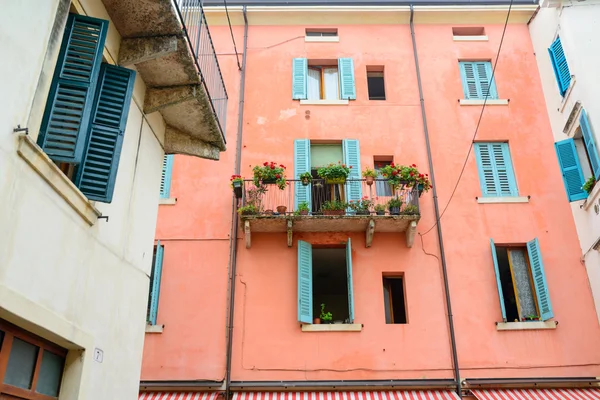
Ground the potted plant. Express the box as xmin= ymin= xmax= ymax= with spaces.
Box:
xmin=264 ymin=209 xmax=274 ymax=216
xmin=317 ymin=162 xmax=351 ymax=184
xmin=313 ymin=317 xmax=321 ymax=324
xmin=374 ymin=203 xmax=386 ymax=216
xmin=230 ymin=175 xmax=244 ymax=198
xmin=362 ymin=167 xmax=377 ymax=186
xmin=348 ymin=196 xmax=373 ymax=215
xmin=277 ymin=205 xmax=287 ymax=214
xmin=320 ymin=303 xmax=333 ymax=324
xmin=297 ymin=202 xmax=310 ymax=215
xmin=522 ymin=315 xmax=540 ymax=322
xmin=400 ymin=204 xmax=419 ymax=215
xmin=321 ymin=200 xmax=347 ymax=216
xmin=253 ymin=161 xmax=287 ymax=190
xmin=388 ymin=197 xmax=403 ymax=215
xmin=299 ymin=172 xmax=313 ymax=186
xmin=237 ymin=204 xmax=257 ymax=216
xmin=583 ymin=176 xmax=596 ymax=194
xmin=379 ymin=162 xmax=404 ymax=189
xmin=402 ymin=164 xmax=432 ymax=196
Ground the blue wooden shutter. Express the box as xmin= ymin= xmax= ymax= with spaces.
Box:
xmin=75 ymin=64 xmax=136 ymax=203
xmin=527 ymin=238 xmax=553 ymax=321
xmin=548 ymin=37 xmax=571 ymax=96
xmin=474 ymin=143 xmax=518 ymax=197
xmin=460 ymin=62 xmax=497 ymax=100
xmin=38 ymin=14 xmax=108 ymax=163
xmin=292 ymin=58 xmax=308 ymax=100
xmin=490 ymin=239 xmax=507 ymax=322
xmin=343 ymin=139 xmax=362 ymax=210
xmin=346 ymin=238 xmax=355 ymax=323
xmin=160 ymin=155 xmax=175 ymax=198
xmin=148 ymin=241 xmax=164 ymax=325
xmin=294 ymin=139 xmax=311 ymax=211
xmin=459 ymin=62 xmax=480 ymax=99
xmin=338 ymin=58 xmax=356 ymax=100
xmin=297 ymin=240 xmax=313 ymax=324
xmin=554 ymin=138 xmax=587 ymax=202
xmin=580 ymin=109 xmax=600 ymax=178
xmin=479 ymin=62 xmax=498 ymax=99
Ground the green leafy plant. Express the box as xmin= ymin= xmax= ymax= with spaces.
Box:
xmin=297 ymin=202 xmax=310 ymax=212
xmin=374 ymin=203 xmax=386 ymax=213
xmin=379 ymin=163 xmax=432 ymax=192
xmin=237 ymin=204 xmax=257 ymax=215
xmin=387 ymin=197 xmax=403 ymax=209
xmin=523 ymin=315 xmax=540 ymax=321
xmin=299 ymin=172 xmax=313 ymax=185
xmin=253 ymin=161 xmax=287 ymax=190
xmin=583 ymin=176 xmax=596 ymax=194
xmin=317 ymin=162 xmax=351 ymax=182
xmin=348 ymin=196 xmax=373 ymax=214
xmin=362 ymin=167 xmax=377 ymax=178
xmin=400 ymin=204 xmax=419 ymax=215
xmin=230 ymin=175 xmax=244 ymax=189
xmin=320 ymin=303 xmax=333 ymax=323
xmin=321 ymin=199 xmax=347 ymax=211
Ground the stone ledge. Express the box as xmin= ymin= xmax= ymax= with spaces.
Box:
xmin=496 ymin=321 xmax=557 ymax=331
xmin=302 ymin=323 xmax=362 ymax=332
xmin=305 ymin=36 xmax=339 ymax=43
xmin=145 ymin=324 xmax=164 ymax=333
xmin=300 ymin=99 xmax=349 ymax=105
xmin=159 ymin=197 xmax=177 ymax=205
xmin=477 ymin=196 xmax=529 ymax=204
xmin=453 ymin=35 xmax=488 ymax=41
xmin=459 ymin=99 xmax=509 ymax=106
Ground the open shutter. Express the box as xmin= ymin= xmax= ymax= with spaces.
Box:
xmin=554 ymin=138 xmax=587 ymax=202
xmin=477 ymin=62 xmax=498 ymax=99
xmin=475 ymin=143 xmax=517 ymax=197
xmin=297 ymin=240 xmax=313 ymax=324
xmin=527 ymin=238 xmax=553 ymax=321
xmin=580 ymin=109 xmax=600 ymax=178
xmin=459 ymin=62 xmax=480 ymax=99
xmin=75 ymin=64 xmax=136 ymax=203
xmin=490 ymin=239 xmax=507 ymax=322
xmin=346 ymin=238 xmax=355 ymax=323
xmin=148 ymin=241 xmax=164 ymax=326
xmin=292 ymin=58 xmax=308 ymax=100
xmin=38 ymin=14 xmax=108 ymax=163
xmin=548 ymin=37 xmax=571 ymax=96
xmin=160 ymin=155 xmax=175 ymax=198
xmin=294 ymin=139 xmax=311 ymax=211
xmin=338 ymin=58 xmax=356 ymax=100
xmin=343 ymin=139 xmax=362 ymax=210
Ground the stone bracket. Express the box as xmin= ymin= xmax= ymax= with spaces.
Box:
xmin=287 ymin=219 xmax=293 ymax=247
xmin=245 ymin=220 xmax=251 ymax=249
xmin=365 ymin=219 xmax=375 ymax=248
xmin=406 ymin=221 xmax=417 ymax=248
xmin=144 ymin=85 xmax=202 ymax=114
xmin=164 ymin=126 xmax=220 ymax=160
xmin=118 ymin=36 xmax=178 ymax=66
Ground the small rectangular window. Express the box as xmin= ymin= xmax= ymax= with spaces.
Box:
xmin=306 ymin=29 xmax=338 ymax=37
xmin=374 ymin=158 xmax=393 ymax=197
xmin=453 ymin=27 xmax=485 ymax=36
xmin=383 ymin=276 xmax=407 ymax=324
xmin=367 ymin=67 xmax=386 ymax=100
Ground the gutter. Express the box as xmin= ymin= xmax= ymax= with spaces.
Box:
xmin=229 ymin=379 xmax=458 ymax=391
xmin=140 ymin=380 xmax=223 ymax=391
xmin=464 ymin=377 xmax=600 ymax=389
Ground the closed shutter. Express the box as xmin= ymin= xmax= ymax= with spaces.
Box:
xmin=346 ymin=238 xmax=355 ymax=323
xmin=292 ymin=58 xmax=308 ymax=100
xmin=160 ymin=155 xmax=175 ymax=198
xmin=580 ymin=109 xmax=600 ymax=178
xmin=148 ymin=241 xmax=164 ymax=326
xmin=527 ymin=238 xmax=553 ymax=321
xmin=338 ymin=58 xmax=356 ymax=100
xmin=343 ymin=139 xmax=362 ymax=210
xmin=460 ymin=62 xmax=479 ymax=99
xmin=38 ymin=14 xmax=108 ymax=163
xmin=75 ymin=64 xmax=136 ymax=203
xmin=297 ymin=240 xmax=313 ymax=324
xmin=474 ymin=143 xmax=518 ymax=197
xmin=459 ymin=62 xmax=498 ymax=100
xmin=548 ymin=37 xmax=571 ymax=96
xmin=554 ymin=138 xmax=587 ymax=202
xmin=490 ymin=239 xmax=507 ymax=322
xmin=294 ymin=139 xmax=312 ymax=211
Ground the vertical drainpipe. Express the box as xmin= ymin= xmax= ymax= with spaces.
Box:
xmin=409 ymin=5 xmax=462 ymax=397
xmin=225 ymin=6 xmax=248 ymax=400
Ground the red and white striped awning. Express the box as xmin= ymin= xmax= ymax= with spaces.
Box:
xmin=232 ymin=391 xmax=459 ymax=400
xmin=472 ymin=389 xmax=600 ymax=400
xmin=139 ymin=392 xmax=220 ymax=400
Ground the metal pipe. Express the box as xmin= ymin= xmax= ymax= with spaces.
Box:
xmin=409 ymin=4 xmax=461 ymax=397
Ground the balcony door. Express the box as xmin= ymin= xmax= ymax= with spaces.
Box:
xmin=310 ymin=144 xmax=344 ymax=213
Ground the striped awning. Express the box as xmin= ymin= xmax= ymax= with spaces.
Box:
xmin=139 ymin=393 xmax=220 ymax=400
xmin=472 ymin=389 xmax=600 ymax=400
xmin=232 ymin=391 xmax=460 ymax=400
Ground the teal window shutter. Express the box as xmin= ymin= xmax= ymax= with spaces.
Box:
xmin=160 ymin=155 xmax=175 ymax=198
xmin=338 ymin=58 xmax=356 ymax=100
xmin=343 ymin=139 xmax=362 ymax=211
xmin=474 ymin=143 xmax=518 ymax=197
xmin=74 ymin=64 xmax=136 ymax=203
xmin=292 ymin=58 xmax=308 ymax=100
xmin=490 ymin=239 xmax=507 ymax=322
xmin=459 ymin=62 xmax=498 ymax=100
xmin=148 ymin=241 xmax=164 ymax=326
xmin=548 ymin=37 xmax=571 ymax=96
xmin=294 ymin=139 xmax=311 ymax=211
xmin=297 ymin=240 xmax=313 ymax=324
xmin=554 ymin=138 xmax=587 ymax=202
xmin=346 ymin=238 xmax=355 ymax=323
xmin=38 ymin=14 xmax=108 ymax=163
xmin=527 ymin=238 xmax=553 ymax=321
xmin=580 ymin=109 xmax=600 ymax=178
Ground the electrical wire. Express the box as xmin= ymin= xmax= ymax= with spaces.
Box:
xmin=223 ymin=0 xmax=242 ymax=70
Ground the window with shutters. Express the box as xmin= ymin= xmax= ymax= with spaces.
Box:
xmin=474 ymin=142 xmax=518 ymax=197
xmin=308 ymin=65 xmax=340 ymax=100
xmin=160 ymin=155 xmax=174 ymax=199
xmin=292 ymin=58 xmax=356 ymax=101
xmin=459 ymin=61 xmax=498 ymax=100
xmin=548 ymin=36 xmax=572 ymax=97
xmin=147 ymin=242 xmax=164 ymax=326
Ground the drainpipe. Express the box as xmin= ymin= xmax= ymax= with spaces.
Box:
xmin=409 ymin=5 xmax=461 ymax=397
xmin=225 ymin=6 xmax=248 ymax=400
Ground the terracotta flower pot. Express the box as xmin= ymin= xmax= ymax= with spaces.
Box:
xmin=276 ymin=205 xmax=287 ymax=214
xmin=264 ymin=209 xmax=274 ymax=216
xmin=313 ymin=317 xmax=321 ymax=324
xmin=299 ymin=210 xmax=309 ymax=215
xmin=365 ymin=176 xmax=374 ymax=186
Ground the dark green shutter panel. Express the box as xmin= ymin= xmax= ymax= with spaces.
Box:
xmin=38 ymin=14 xmax=108 ymax=163
xmin=75 ymin=64 xmax=136 ymax=203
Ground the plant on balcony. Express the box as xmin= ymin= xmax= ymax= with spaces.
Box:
xmin=320 ymin=303 xmax=333 ymax=324
xmin=321 ymin=199 xmax=347 ymax=216
xmin=237 ymin=204 xmax=258 ymax=216
xmin=387 ymin=197 xmax=403 ymax=215
xmin=362 ymin=167 xmax=377 ymax=186
xmin=317 ymin=162 xmax=351 ymax=184
xmin=583 ymin=176 xmax=596 ymax=194
xmin=374 ymin=203 xmax=386 ymax=216
xmin=230 ymin=175 xmax=244 ymax=198
xmin=296 ymin=201 xmax=310 ymax=215
xmin=349 ymin=196 xmax=373 ymax=215
xmin=299 ymin=172 xmax=313 ymax=186
xmin=253 ymin=161 xmax=287 ymax=190
xmin=403 ymin=164 xmax=432 ymax=195
xmin=276 ymin=205 xmax=287 ymax=214
xmin=400 ymin=204 xmax=419 ymax=215
xmin=379 ymin=162 xmax=404 ymax=188
xmin=243 ymin=185 xmax=267 ymax=215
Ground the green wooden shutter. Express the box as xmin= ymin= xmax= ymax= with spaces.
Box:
xmin=346 ymin=238 xmax=355 ymax=323
xmin=294 ymin=139 xmax=312 ymax=211
xmin=554 ymin=138 xmax=587 ymax=202
xmin=338 ymin=58 xmax=356 ymax=100
xmin=297 ymin=240 xmax=313 ymax=324
xmin=38 ymin=14 xmax=108 ymax=163
xmin=548 ymin=37 xmax=571 ymax=96
xmin=148 ymin=241 xmax=164 ymax=326
xmin=580 ymin=109 xmax=600 ymax=178
xmin=490 ymin=239 xmax=507 ymax=322
xmin=75 ymin=64 xmax=136 ymax=203
xmin=459 ymin=62 xmax=480 ymax=99
xmin=292 ymin=58 xmax=308 ymax=100
xmin=474 ymin=143 xmax=518 ymax=197
xmin=527 ymin=238 xmax=553 ymax=321
xmin=343 ymin=139 xmax=362 ymax=210
xmin=160 ymin=155 xmax=175 ymax=198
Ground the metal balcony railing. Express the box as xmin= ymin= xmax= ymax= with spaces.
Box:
xmin=174 ymin=0 xmax=228 ymax=141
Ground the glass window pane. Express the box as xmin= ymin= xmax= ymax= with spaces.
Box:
xmin=4 ymin=337 xmax=39 ymax=389
xmin=36 ymin=350 xmax=65 ymax=396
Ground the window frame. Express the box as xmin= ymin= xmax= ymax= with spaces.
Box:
xmin=308 ymin=65 xmax=340 ymax=100
xmin=504 ymin=246 xmax=541 ymax=321
xmin=458 ymin=61 xmax=498 ymax=100
xmin=474 ymin=142 xmax=519 ymax=197
xmin=383 ymin=276 xmax=407 ymax=324
xmin=366 ymin=70 xmax=386 ymax=101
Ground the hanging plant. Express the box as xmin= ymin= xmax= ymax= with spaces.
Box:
xmin=317 ymin=162 xmax=351 ymax=184
xmin=252 ymin=161 xmax=287 ymax=190
xmin=299 ymin=172 xmax=313 ymax=186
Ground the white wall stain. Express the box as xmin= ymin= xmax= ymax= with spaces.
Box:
xmin=279 ymin=108 xmax=297 ymax=121
xmin=257 ymin=116 xmax=267 ymax=125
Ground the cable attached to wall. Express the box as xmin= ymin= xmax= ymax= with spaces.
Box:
xmin=224 ymin=0 xmax=242 ymax=70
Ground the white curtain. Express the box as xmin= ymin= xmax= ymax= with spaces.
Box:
xmin=323 ymin=67 xmax=339 ymax=100
xmin=307 ymin=68 xmax=321 ymax=100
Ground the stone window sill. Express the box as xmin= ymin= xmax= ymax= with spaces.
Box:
xmin=159 ymin=197 xmax=177 ymax=205
xmin=559 ymin=76 xmax=576 ymax=113
xmin=145 ymin=324 xmax=164 ymax=333
xmin=301 ymin=323 xmax=362 ymax=332
xmin=496 ymin=321 xmax=557 ymax=331
xmin=453 ymin=35 xmax=488 ymax=41
xmin=583 ymin=180 xmax=600 ymax=211
xmin=477 ymin=196 xmax=529 ymax=204
xmin=305 ymin=36 xmax=339 ymax=43
xmin=459 ymin=99 xmax=509 ymax=106
xmin=17 ymin=135 xmax=100 ymax=226
xmin=300 ymin=99 xmax=349 ymax=106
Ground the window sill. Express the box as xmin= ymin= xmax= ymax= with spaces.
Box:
xmin=496 ymin=321 xmax=557 ymax=331
xmin=477 ymin=196 xmax=529 ymax=204
xmin=453 ymin=35 xmax=488 ymax=41
xmin=145 ymin=324 xmax=164 ymax=333
xmin=301 ymin=323 xmax=362 ymax=332
xmin=159 ymin=197 xmax=177 ymax=205
xmin=17 ymin=135 xmax=101 ymax=226
xmin=305 ymin=36 xmax=339 ymax=43
xmin=300 ymin=99 xmax=349 ymax=106
xmin=559 ymin=76 xmax=576 ymax=113
xmin=459 ymin=99 xmax=509 ymax=106
xmin=583 ymin=180 xmax=600 ymax=211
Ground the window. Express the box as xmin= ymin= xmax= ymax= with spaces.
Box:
xmin=490 ymin=238 xmax=553 ymax=322
xmin=474 ymin=142 xmax=518 ymax=197
xmin=367 ymin=67 xmax=386 ymax=100
xmin=305 ymin=29 xmax=338 ymax=37
xmin=383 ymin=276 xmax=407 ymax=324
xmin=0 ymin=319 xmax=67 ymax=399
xmin=292 ymin=58 xmax=356 ymax=101
xmin=548 ymin=36 xmax=571 ymax=96
xmin=459 ymin=61 xmax=498 ymax=100
xmin=37 ymin=14 xmax=136 ymax=203
xmin=147 ymin=242 xmax=164 ymax=326
xmin=375 ymin=159 xmax=393 ymax=197
xmin=160 ymin=155 xmax=174 ymax=198
xmin=297 ymin=240 xmax=354 ymax=324
xmin=452 ymin=27 xmax=485 ymax=36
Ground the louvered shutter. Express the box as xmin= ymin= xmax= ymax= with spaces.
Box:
xmin=475 ymin=62 xmax=498 ymax=99
xmin=148 ymin=242 xmax=164 ymax=326
xmin=294 ymin=139 xmax=311 ymax=211
xmin=292 ymin=58 xmax=308 ymax=100
xmin=297 ymin=240 xmax=313 ymax=324
xmin=580 ymin=109 xmax=600 ymax=178
xmin=459 ymin=62 xmax=480 ymax=99
xmin=75 ymin=64 xmax=136 ymax=203
xmin=38 ymin=14 xmax=108 ymax=163
xmin=346 ymin=238 xmax=355 ymax=323
xmin=527 ymin=238 xmax=553 ymax=321
xmin=548 ymin=37 xmax=571 ymax=96
xmin=475 ymin=143 xmax=518 ymax=197
xmin=554 ymin=138 xmax=587 ymax=202
xmin=338 ymin=58 xmax=356 ymax=100
xmin=490 ymin=239 xmax=507 ymax=322
xmin=160 ymin=155 xmax=175 ymax=198
xmin=343 ymin=140 xmax=362 ymax=211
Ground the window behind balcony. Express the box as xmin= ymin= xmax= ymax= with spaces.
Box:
xmin=310 ymin=144 xmax=344 ymax=212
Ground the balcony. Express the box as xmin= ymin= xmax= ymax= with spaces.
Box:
xmin=237 ymin=179 xmax=421 ymax=249
xmin=102 ymin=0 xmax=227 ymax=160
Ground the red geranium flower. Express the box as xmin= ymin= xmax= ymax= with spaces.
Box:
xmin=270 ymin=165 xmax=275 ymax=169
xmin=392 ymin=171 xmax=398 ymax=176
xmin=276 ymin=174 xmax=281 ymax=179
xmin=263 ymin=162 xmax=268 ymax=166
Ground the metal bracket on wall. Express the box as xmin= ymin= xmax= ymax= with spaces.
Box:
xmin=98 ymin=215 xmax=109 ymax=221
xmin=13 ymin=125 xmax=28 ymax=135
